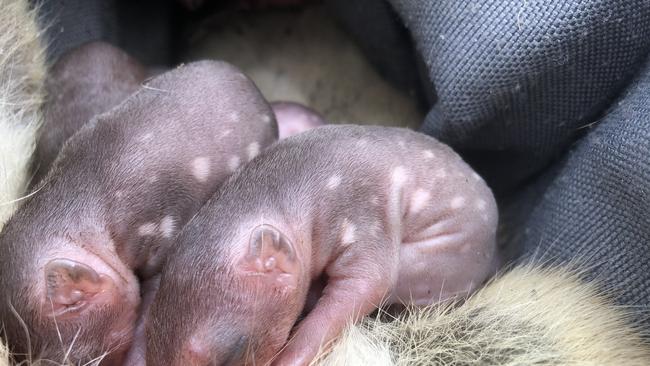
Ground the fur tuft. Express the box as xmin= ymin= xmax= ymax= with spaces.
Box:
xmin=0 ymin=0 xmax=46 ymax=229
xmin=0 ymin=342 xmax=7 ymax=366
xmin=314 ymin=265 xmax=650 ymax=366
xmin=0 ymin=1 xmax=46 ymax=365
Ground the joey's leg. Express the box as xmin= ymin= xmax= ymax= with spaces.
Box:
xmin=272 ymin=259 xmax=393 ymax=366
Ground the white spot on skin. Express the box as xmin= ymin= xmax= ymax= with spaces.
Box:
xmin=472 ymin=172 xmax=482 ymax=181
xmin=341 ymin=219 xmax=356 ymax=245
xmin=410 ymin=189 xmax=431 ymax=214
xmin=187 ymin=335 xmax=211 ymax=362
xmin=264 ymin=257 xmax=276 ymax=270
xmin=138 ymin=222 xmax=157 ymax=236
xmin=327 ymin=175 xmax=341 ymax=189
xmin=476 ymin=199 xmax=487 ymax=211
xmin=422 ymin=150 xmax=435 ymax=159
xmin=261 ymin=114 xmax=272 ymax=124
xmin=391 ymin=166 xmax=408 ymax=186
xmin=247 ymin=142 xmax=260 ymax=161
xmin=370 ymin=196 xmax=380 ymax=205
xmin=356 ymin=139 xmax=368 ymax=147
xmin=229 ymin=111 xmax=240 ymax=122
xmin=221 ymin=130 xmax=232 ymax=138
xmin=140 ymin=133 xmax=153 ymax=142
xmin=159 ymin=216 xmax=176 ymax=238
xmin=398 ymin=140 xmax=406 ymax=148
xmin=228 ymin=156 xmax=241 ymax=172
xmin=435 ymin=169 xmax=448 ymax=179
xmin=450 ymin=196 xmax=466 ymax=209
xmin=191 ymin=157 xmax=210 ymax=182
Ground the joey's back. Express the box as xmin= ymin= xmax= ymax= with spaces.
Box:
xmin=215 ymin=125 xmax=497 ymax=281
xmin=0 ymin=61 xmax=277 ymax=365
xmin=48 ymin=60 xmax=277 ymax=271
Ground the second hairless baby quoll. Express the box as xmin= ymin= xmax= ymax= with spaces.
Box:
xmin=147 ymin=125 xmax=499 ymax=365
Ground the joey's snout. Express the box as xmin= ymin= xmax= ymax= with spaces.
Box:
xmin=147 ymin=220 xmax=309 ymax=366
xmin=147 ymin=295 xmax=298 ymax=366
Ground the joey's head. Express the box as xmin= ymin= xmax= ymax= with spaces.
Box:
xmin=147 ymin=223 xmax=309 ymax=366
xmin=0 ymin=219 xmax=140 ymax=365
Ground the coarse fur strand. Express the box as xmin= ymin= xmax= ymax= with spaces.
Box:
xmin=0 ymin=0 xmax=46 ymax=364
xmin=0 ymin=0 xmax=46 ymax=229
xmin=313 ymin=264 xmax=650 ymax=366
xmin=0 ymin=0 xmax=45 ymax=365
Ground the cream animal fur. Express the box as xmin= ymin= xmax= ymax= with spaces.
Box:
xmin=0 ymin=0 xmax=45 ymax=230
xmin=314 ymin=265 xmax=650 ymax=366
xmin=185 ymin=6 xmax=424 ymax=129
xmin=0 ymin=1 xmax=45 ymax=365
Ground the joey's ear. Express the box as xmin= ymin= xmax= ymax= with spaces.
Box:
xmin=44 ymin=258 xmax=114 ymax=317
xmin=239 ymin=224 xmax=300 ymax=289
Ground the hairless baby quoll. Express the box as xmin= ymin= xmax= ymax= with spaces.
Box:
xmin=0 ymin=60 xmax=278 ymax=365
xmin=146 ymin=124 xmax=499 ymax=366
xmin=33 ymin=41 xmax=148 ymax=183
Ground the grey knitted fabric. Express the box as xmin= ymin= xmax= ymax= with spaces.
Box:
xmin=390 ymin=0 xmax=650 ymax=195
xmin=520 ymin=62 xmax=650 ymax=321
xmin=329 ymin=0 xmax=650 ymax=328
